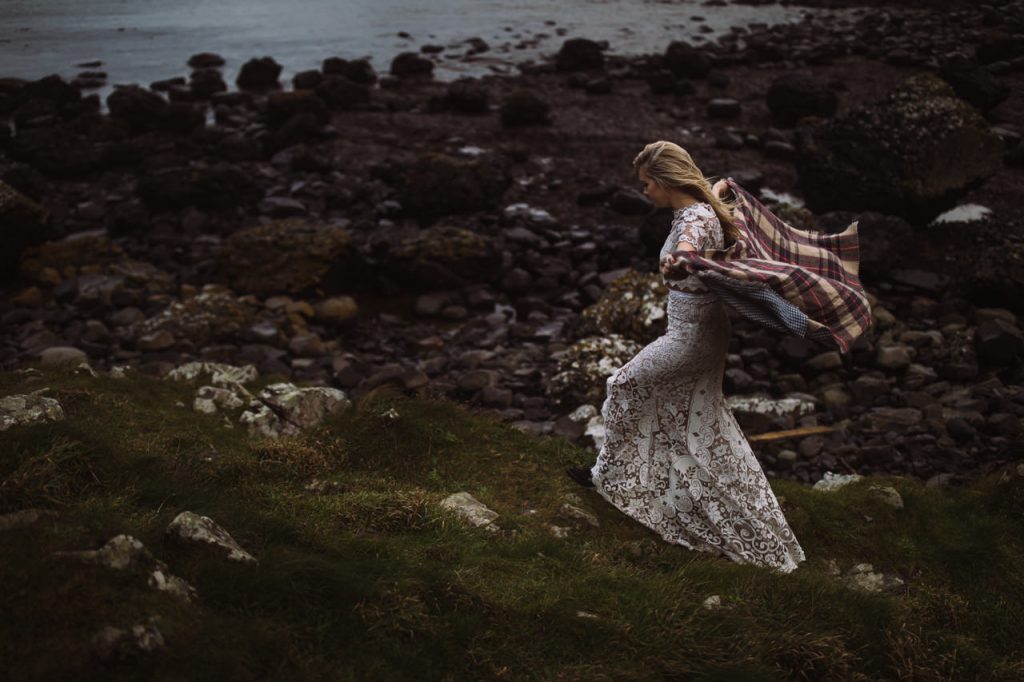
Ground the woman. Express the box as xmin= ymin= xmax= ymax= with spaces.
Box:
xmin=567 ymin=140 xmax=807 ymax=574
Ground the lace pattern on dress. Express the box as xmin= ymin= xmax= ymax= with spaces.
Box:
xmin=661 ymin=203 xmax=723 ymax=294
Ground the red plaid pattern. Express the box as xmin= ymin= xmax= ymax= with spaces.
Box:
xmin=666 ymin=179 xmax=873 ymax=353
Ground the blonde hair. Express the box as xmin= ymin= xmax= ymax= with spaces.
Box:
xmin=632 ymin=140 xmax=741 ymax=246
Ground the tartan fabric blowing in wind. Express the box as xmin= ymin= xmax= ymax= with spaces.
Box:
xmin=666 ymin=178 xmax=873 ymax=353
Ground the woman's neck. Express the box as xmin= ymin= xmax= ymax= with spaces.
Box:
xmin=669 ymin=193 xmax=702 ymax=210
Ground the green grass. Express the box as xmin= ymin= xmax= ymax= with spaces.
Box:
xmin=1 ymin=365 xmax=1023 ymax=681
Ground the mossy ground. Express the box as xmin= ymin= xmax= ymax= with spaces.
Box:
xmin=1 ymin=366 xmax=1022 ymax=681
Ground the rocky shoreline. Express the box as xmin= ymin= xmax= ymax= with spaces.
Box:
xmin=2 ymin=0 xmax=1023 ymax=488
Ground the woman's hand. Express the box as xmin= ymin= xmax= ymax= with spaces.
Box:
xmin=660 ymin=253 xmax=682 ymax=277
xmin=711 ymin=179 xmax=728 ymax=199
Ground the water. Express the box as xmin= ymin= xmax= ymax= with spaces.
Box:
xmin=0 ymin=0 xmax=825 ymax=101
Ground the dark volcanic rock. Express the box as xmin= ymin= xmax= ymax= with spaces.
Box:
xmin=216 ymin=218 xmax=362 ymax=296
xmin=556 ymin=38 xmax=605 ymax=71
xmin=1 ymin=180 xmax=51 ymax=282
xmin=189 ymin=68 xmax=227 ymax=98
xmin=443 ymin=78 xmax=490 ymax=114
xmin=136 ymin=164 xmax=262 ymax=211
xmin=663 ymin=41 xmax=711 ymax=79
xmin=107 ymin=85 xmax=167 ymax=131
xmin=500 ymin=90 xmax=551 ymax=127
xmin=187 ymin=52 xmax=225 ymax=69
xmin=6 ymin=125 xmax=101 ymax=177
xmin=384 ymin=226 xmax=501 ymax=290
xmin=938 ymin=55 xmax=1010 ymax=114
xmin=766 ymin=73 xmax=838 ymax=127
xmin=975 ymin=318 xmax=1024 ymax=365
xmin=266 ymin=91 xmax=330 ymax=128
xmin=392 ymin=153 xmax=511 ymax=223
xmin=390 ymin=52 xmax=434 ymax=78
xmin=794 ymin=74 xmax=1003 ymax=222
xmin=236 ymin=57 xmax=282 ymax=91
xmin=315 ymin=76 xmax=371 ymax=109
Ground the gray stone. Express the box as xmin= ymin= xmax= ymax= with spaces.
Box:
xmin=165 ymin=511 xmax=258 ymax=564
xmin=842 ymin=562 xmax=905 ymax=594
xmin=239 ymin=382 xmax=350 ymax=438
xmin=440 ymin=492 xmax=499 ymax=532
xmin=166 ymin=361 xmax=258 ymax=386
xmin=38 ymin=346 xmax=88 ymax=365
xmin=813 ymin=471 xmax=863 ymax=491
xmin=868 ymin=485 xmax=904 ymax=509
xmin=0 ymin=393 xmax=65 ymax=431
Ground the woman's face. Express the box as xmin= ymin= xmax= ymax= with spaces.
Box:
xmin=638 ymin=167 xmax=669 ymax=208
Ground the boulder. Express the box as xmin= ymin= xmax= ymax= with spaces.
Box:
xmin=0 ymin=179 xmax=50 ymax=282
xmin=136 ymin=163 xmax=262 ymax=211
xmin=384 ymin=225 xmax=501 ymax=289
xmin=236 ymin=56 xmax=282 ymax=90
xmin=794 ymin=74 xmax=1003 ymax=222
xmin=239 ymin=382 xmax=351 ymax=438
xmin=663 ymin=41 xmax=711 ymax=79
xmin=766 ymin=74 xmax=837 ymax=127
xmin=106 ymin=85 xmax=167 ymax=131
xmin=499 ymin=90 xmax=551 ymax=127
xmin=440 ymin=492 xmax=499 ymax=531
xmin=443 ymin=78 xmax=490 ymax=114
xmin=265 ymin=90 xmax=329 ymax=128
xmin=165 ymin=511 xmax=257 ymax=563
xmin=556 ymin=38 xmax=605 ymax=71
xmin=390 ymin=52 xmax=434 ymax=78
xmin=392 ymin=153 xmax=511 ymax=223
xmin=315 ymin=75 xmax=371 ymax=109
xmin=216 ymin=218 xmax=360 ymax=296
xmin=974 ymin=318 xmax=1024 ymax=365
xmin=0 ymin=393 xmax=65 ymax=431
xmin=130 ymin=286 xmax=262 ymax=348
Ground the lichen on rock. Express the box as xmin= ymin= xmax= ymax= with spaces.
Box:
xmin=578 ymin=270 xmax=668 ymax=345
xmin=548 ymin=334 xmax=642 ymax=406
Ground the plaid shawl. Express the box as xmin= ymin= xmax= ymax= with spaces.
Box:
xmin=666 ymin=179 xmax=872 ymax=354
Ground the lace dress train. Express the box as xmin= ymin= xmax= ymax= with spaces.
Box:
xmin=589 ymin=203 xmax=806 ymax=573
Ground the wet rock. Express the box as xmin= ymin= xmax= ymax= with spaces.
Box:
xmin=266 ymin=90 xmax=329 ymax=128
xmin=0 ymin=392 xmax=65 ymax=431
xmin=216 ymin=218 xmax=359 ymax=296
xmin=315 ymin=75 xmax=371 ymax=110
xmin=442 ymin=77 xmax=490 ymax=114
xmin=876 ymin=344 xmax=913 ymax=370
xmin=862 ymin=407 xmax=923 ymax=432
xmin=707 ymin=98 xmax=741 ymax=119
xmin=663 ymin=41 xmax=711 ymax=79
xmin=392 ymin=153 xmax=511 ymax=223
xmin=390 ymin=52 xmax=434 ymax=78
xmin=938 ymin=55 xmax=1010 ymax=113
xmin=1 ymin=179 xmax=51 ymax=282
xmin=807 ymin=351 xmax=843 ymax=371
xmin=314 ymin=296 xmax=358 ymax=326
xmin=106 ymin=85 xmax=167 ymax=131
xmin=385 ymin=225 xmax=500 ymax=289
xmin=441 ymin=492 xmax=499 ymax=532
xmin=136 ymin=163 xmax=261 ymax=211
xmin=165 ymin=511 xmax=257 ymax=564
xmin=795 ymin=74 xmax=1003 ymax=221
xmin=609 ymin=189 xmax=653 ymax=215
xmin=974 ymin=318 xmax=1024 ymax=365
xmin=188 ymin=52 xmax=225 ymax=69
xmin=239 ymin=382 xmax=350 ymax=438
xmin=236 ymin=56 xmax=282 ymax=90
xmin=766 ymin=73 xmax=837 ymax=127
xmin=500 ymin=90 xmax=551 ymax=127
xmin=556 ymin=38 xmax=605 ymax=71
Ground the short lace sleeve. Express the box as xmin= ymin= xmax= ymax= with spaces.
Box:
xmin=671 ymin=203 xmax=715 ymax=250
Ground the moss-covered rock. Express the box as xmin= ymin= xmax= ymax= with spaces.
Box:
xmin=385 ymin=225 xmax=500 ymax=289
xmin=578 ymin=270 xmax=667 ymax=345
xmin=216 ymin=218 xmax=361 ymax=296
xmin=795 ymin=73 xmax=1003 ymax=223
xmin=393 ymin=153 xmax=511 ymax=224
xmin=130 ymin=285 xmax=262 ymax=348
xmin=2 ymin=179 xmax=51 ymax=283
xmin=548 ymin=334 xmax=642 ymax=406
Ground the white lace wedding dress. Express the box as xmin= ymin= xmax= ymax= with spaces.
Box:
xmin=590 ymin=202 xmax=806 ymax=573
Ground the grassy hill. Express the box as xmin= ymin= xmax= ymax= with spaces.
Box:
xmin=1 ymin=365 xmax=1023 ymax=681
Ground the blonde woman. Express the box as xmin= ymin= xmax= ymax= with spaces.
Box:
xmin=566 ymin=140 xmax=807 ymax=574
